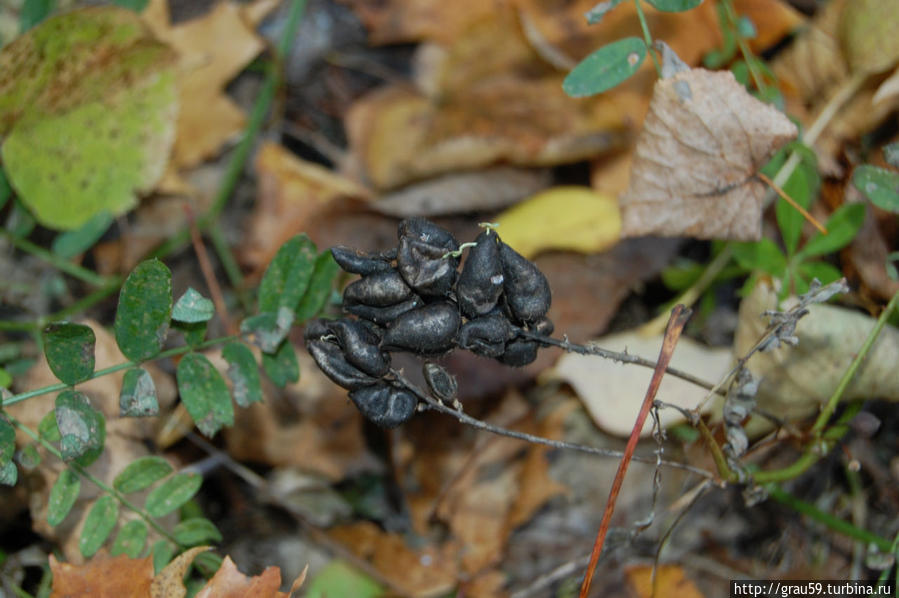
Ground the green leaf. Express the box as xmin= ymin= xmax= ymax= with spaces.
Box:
xmin=20 ymin=0 xmax=55 ymax=32
xmin=262 ymin=340 xmax=299 ymax=388
xmin=798 ymin=261 xmax=843 ymax=286
xmin=17 ymin=444 xmax=41 ymax=470
xmin=79 ymin=495 xmax=119 ymax=558
xmin=144 ymin=472 xmax=202 ymax=518
xmin=853 ymin=165 xmax=899 ymax=213
xmin=258 ymin=234 xmax=317 ymax=314
xmin=55 ymin=390 xmax=105 ymax=465
xmin=295 ymin=250 xmax=340 ymax=322
xmin=222 ymin=342 xmax=262 ymax=408
xmin=0 ymin=461 xmax=16 ymax=486
xmin=114 ymin=455 xmax=173 ymax=494
xmin=0 ymin=8 xmax=178 ymax=230
xmin=172 ymin=288 xmax=215 ymax=324
xmin=110 ymin=519 xmax=148 ymax=558
xmin=39 ymin=411 xmax=61 ymax=442
xmin=240 ymin=308 xmax=294 ymax=353
xmin=172 ymin=518 xmax=222 ymax=546
xmin=112 ymin=0 xmax=149 ymax=11
xmin=0 ymin=368 xmax=11 ymax=389
xmin=660 ymin=259 xmax=702 ymax=291
xmin=0 ymin=418 xmax=15 ymax=468
xmin=193 ymin=552 xmax=223 ymax=577
xmin=775 ymin=153 xmax=818 ymax=255
xmin=306 ymin=561 xmax=384 ymax=598
xmin=119 ymin=367 xmax=159 ymax=417
xmin=584 ymin=0 xmax=626 ymax=24
xmin=42 ymin=322 xmax=96 ymax=386
xmin=151 ymin=540 xmax=176 ymax=574
xmin=114 ymin=259 xmax=172 ymax=362
xmin=797 ymin=203 xmax=865 ymax=259
xmin=47 ymin=469 xmax=81 ymax=526
xmin=173 ymin=320 xmax=207 ymax=348
xmin=51 ymin=211 xmax=113 ymax=258
xmin=644 ymin=0 xmax=703 ymax=11
xmin=563 ymin=37 xmax=647 ymax=98
xmin=6 ymin=198 xmax=36 ymax=238
xmin=176 ymin=353 xmax=234 ymax=437
xmin=884 ymin=142 xmax=899 ymax=169
xmin=731 ymin=239 xmax=787 ymax=277
xmin=0 ymin=167 xmax=12 ymax=212
xmin=737 ymin=16 xmax=757 ymax=39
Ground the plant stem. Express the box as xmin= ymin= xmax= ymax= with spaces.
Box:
xmin=1 ymin=335 xmax=237 ymax=408
xmin=1 ymin=230 xmax=113 ymax=288
xmin=767 ymin=485 xmax=892 ymax=552
xmin=722 ymin=0 xmax=766 ymax=94
xmin=632 ymin=0 xmax=662 ymax=77
xmin=10 ymin=416 xmax=183 ymax=548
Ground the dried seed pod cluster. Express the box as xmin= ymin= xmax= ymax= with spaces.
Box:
xmin=306 ymin=218 xmax=553 ymax=427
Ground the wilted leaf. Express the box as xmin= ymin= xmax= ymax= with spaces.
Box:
xmin=193 ymin=556 xmax=283 ymax=598
xmin=48 ymin=469 xmax=81 ymax=527
xmin=49 ymin=551 xmax=154 ymax=598
xmin=79 ymin=495 xmax=120 ymax=558
xmin=620 ymin=68 xmax=797 ymax=241
xmin=547 ymin=331 xmax=731 ymax=436
xmin=176 ymin=353 xmax=234 ymax=437
xmin=113 ymin=455 xmax=173 ymax=494
xmin=563 ymin=37 xmax=647 ymax=97
xmin=150 ymin=546 xmax=209 ymax=598
xmin=111 ymin=520 xmax=149 ymax=558
xmin=172 ymin=288 xmax=215 ymax=323
xmin=0 ymin=7 xmax=177 ymax=230
xmin=55 ymin=390 xmax=105 ymax=465
xmin=144 ymin=472 xmax=202 ymax=517
xmin=119 ymin=367 xmax=159 ymax=417
xmin=732 ymin=281 xmax=899 ymax=435
xmin=43 ymin=323 xmax=96 ymax=386
xmin=240 ymin=308 xmax=294 ymax=353
xmin=221 ymin=342 xmax=262 ymax=408
xmin=114 ymin=259 xmax=173 ymax=362
xmin=261 ymin=341 xmax=299 ymax=388
xmin=494 ymin=186 xmax=621 ymax=258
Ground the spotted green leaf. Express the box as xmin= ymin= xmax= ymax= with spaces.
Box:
xmin=48 ymin=469 xmax=81 ymax=526
xmin=0 ymin=418 xmax=14 ymax=467
xmin=240 ymin=307 xmax=294 ymax=353
xmin=258 ymin=234 xmax=317 ymax=314
xmin=42 ymin=322 xmax=96 ymax=386
xmin=110 ymin=520 xmax=148 ymax=558
xmin=173 ymin=518 xmax=222 ymax=546
xmin=0 ymin=7 xmax=177 ymax=230
xmin=172 ymin=288 xmax=215 ymax=323
xmin=52 ymin=211 xmax=113 ymax=258
xmin=80 ymin=495 xmax=119 ymax=558
xmin=295 ymin=250 xmax=340 ymax=322
xmin=0 ymin=461 xmax=16 ymax=486
xmin=55 ymin=390 xmax=105 ymax=465
xmin=262 ymin=340 xmax=299 ymax=388
xmin=144 ymin=472 xmax=202 ymax=517
xmin=563 ymin=37 xmax=647 ymax=98
xmin=114 ymin=259 xmax=172 ymax=362
xmin=119 ymin=367 xmax=158 ymax=417
xmin=113 ymin=455 xmax=172 ymax=494
xmin=853 ymin=165 xmax=899 ymax=213
xmin=584 ymin=0 xmax=626 ymax=24
xmin=176 ymin=353 xmax=233 ymax=437
xmin=222 ymin=342 xmax=262 ymax=408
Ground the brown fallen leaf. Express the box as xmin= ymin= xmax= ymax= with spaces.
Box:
xmin=620 ymin=68 xmax=797 ymax=241
xmin=194 ymin=556 xmax=285 ymax=598
xmin=625 ymin=564 xmax=705 ymax=598
xmin=50 ymin=551 xmax=153 ymax=598
xmin=340 ymin=0 xmax=501 ymax=45
xmin=150 ymin=546 xmax=211 ymax=598
xmin=141 ymin=0 xmax=273 ymax=170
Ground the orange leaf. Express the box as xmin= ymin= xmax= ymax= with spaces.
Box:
xmin=50 ymin=551 xmax=153 ymax=598
xmin=625 ymin=564 xmax=705 ymax=598
xmin=194 ymin=556 xmax=284 ymax=598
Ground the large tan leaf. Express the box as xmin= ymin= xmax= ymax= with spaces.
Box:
xmin=620 ymin=68 xmax=797 ymax=241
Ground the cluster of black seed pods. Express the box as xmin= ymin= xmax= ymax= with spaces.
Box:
xmin=305 ymin=218 xmax=553 ymax=428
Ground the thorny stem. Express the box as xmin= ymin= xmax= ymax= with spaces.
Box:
xmin=0 ymin=335 xmax=238 ymax=408
xmin=633 ymin=0 xmax=662 ymax=77
xmin=516 ymin=328 xmax=722 ymax=395
xmin=9 ymin=416 xmax=183 ymax=549
xmin=390 ymin=369 xmax=714 ymax=479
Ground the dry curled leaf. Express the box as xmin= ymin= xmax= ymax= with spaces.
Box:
xmin=620 ymin=68 xmax=797 ymax=241
xmin=194 ymin=556 xmax=285 ymax=598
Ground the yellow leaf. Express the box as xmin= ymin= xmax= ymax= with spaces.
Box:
xmin=494 ymin=186 xmax=620 ymax=259
xmin=840 ymin=0 xmax=899 ymax=75
xmin=626 ymin=564 xmax=705 ymax=598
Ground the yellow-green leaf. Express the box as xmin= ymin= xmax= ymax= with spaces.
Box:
xmin=494 ymin=186 xmax=621 ymax=258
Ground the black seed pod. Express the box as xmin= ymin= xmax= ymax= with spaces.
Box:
xmin=349 ymin=383 xmax=418 ymax=428
xmin=307 ymin=340 xmax=379 ymax=390
xmin=531 ymin=316 xmax=554 ymax=338
xmin=331 ymin=246 xmax=394 ymax=275
xmin=458 ymin=314 xmax=514 ymax=358
xmin=396 ymin=237 xmax=459 ymax=297
xmin=345 ymin=296 xmax=422 ymax=326
xmin=330 ymin=318 xmax=390 ymax=377
xmin=457 ymin=230 xmax=504 ymax=319
xmin=499 ymin=241 xmax=551 ymax=323
xmin=383 ymin=302 xmax=461 ymax=355
xmin=343 ymin=270 xmax=412 ymax=307
xmin=398 ymin=217 xmax=458 ymax=251
xmin=424 ymin=363 xmax=457 ymax=402
xmin=303 ymin=318 xmax=331 ymax=343
xmin=499 ymin=339 xmax=538 ymax=367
